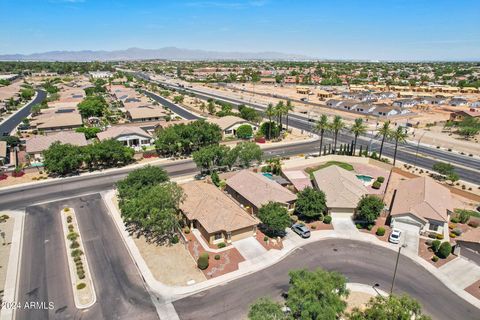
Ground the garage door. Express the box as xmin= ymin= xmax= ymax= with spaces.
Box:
xmin=330 ymin=208 xmax=355 ymax=219
xmin=392 ymin=221 xmax=420 ymax=255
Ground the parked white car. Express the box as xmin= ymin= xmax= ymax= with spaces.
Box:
xmin=389 ymin=228 xmax=402 ymax=244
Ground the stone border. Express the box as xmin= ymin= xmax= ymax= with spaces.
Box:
xmin=60 ymin=207 xmax=96 ymax=309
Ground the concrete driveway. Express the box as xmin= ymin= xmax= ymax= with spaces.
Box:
xmin=440 ymin=257 xmax=480 ymax=289
xmin=233 ymin=237 xmax=267 ymax=260
xmin=393 ymin=221 xmax=420 ymax=255
xmin=331 ymin=215 xmax=358 ymax=235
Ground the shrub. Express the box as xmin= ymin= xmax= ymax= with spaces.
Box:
xmin=311 ymin=224 xmax=317 ymax=230
xmin=184 ymin=227 xmax=190 ymax=234
xmin=376 ymin=176 xmax=385 ymax=183
xmin=64 ymin=208 xmax=70 ymax=212
xmin=425 ymin=239 xmax=433 ymax=246
xmin=197 ymin=253 xmax=209 ymax=270
xmin=367 ymin=224 xmax=373 ymax=231
xmin=70 ymin=241 xmax=80 ymax=249
xmin=71 ymin=249 xmax=83 ymax=257
xmin=452 ymin=228 xmax=462 ymax=236
xmin=323 ymin=215 xmax=332 ymax=224
xmin=450 ymin=217 xmax=459 ymax=223
xmin=67 ymin=232 xmax=78 ymax=241
xmin=468 ymin=221 xmax=479 ymax=228
xmin=74 ymin=256 xmax=82 ymax=263
xmin=432 ymin=255 xmax=439 ymax=262
xmin=76 ymin=283 xmax=86 ymax=290
xmin=449 ymin=232 xmax=456 ymax=238
xmin=66 ymin=216 xmax=72 ymax=223
xmin=431 ymin=240 xmax=441 ymax=252
xmin=436 ymin=233 xmax=444 ymax=240
xmin=372 ymin=181 xmax=381 ymax=189
xmin=78 ymin=272 xmax=85 ymax=279
xmin=356 ymin=223 xmax=362 ymax=229
xmin=68 ymin=224 xmax=74 ymax=232
xmin=171 ymin=234 xmax=179 ymax=244
xmin=448 ymin=223 xmax=456 ymax=230
xmin=217 ymin=242 xmax=226 ymax=249
xmin=437 ymin=242 xmax=452 ymax=259
xmin=376 ymin=227 xmax=385 ymax=236
xmin=214 ymin=254 xmax=221 ymax=260
xmin=428 ymin=233 xmax=436 ymax=239
xmin=263 ymin=236 xmax=269 ymax=242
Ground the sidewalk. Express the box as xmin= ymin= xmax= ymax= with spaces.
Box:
xmin=101 ymin=190 xmax=480 ymax=312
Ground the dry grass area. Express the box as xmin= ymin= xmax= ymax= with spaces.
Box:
xmin=0 ymin=171 xmax=48 ymax=188
xmin=0 ymin=214 xmax=14 ymax=298
xmin=344 ymin=291 xmax=374 ymax=313
xmin=133 ymin=236 xmax=206 ymax=286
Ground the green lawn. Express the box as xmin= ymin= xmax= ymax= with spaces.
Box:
xmin=305 ymin=161 xmax=354 ymax=179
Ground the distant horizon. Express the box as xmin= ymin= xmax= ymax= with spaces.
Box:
xmin=1 ymin=0 xmax=479 ymax=61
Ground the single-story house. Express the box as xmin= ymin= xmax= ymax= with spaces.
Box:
xmin=26 ymin=132 xmax=88 ymax=162
xmin=180 ymin=181 xmax=259 ymax=245
xmin=469 ymin=101 xmax=480 ymax=108
xmin=97 ymin=126 xmax=152 ymax=148
xmin=456 ymin=227 xmax=480 ymax=264
xmin=450 ymin=98 xmax=468 ymax=107
xmin=225 ymin=170 xmax=297 ymax=214
xmin=389 ymin=177 xmax=452 ymax=236
xmin=312 ymin=165 xmax=368 ymax=217
xmin=207 ymin=115 xmax=258 ymax=137
xmin=126 ymin=106 xmax=167 ymax=122
xmin=30 ymin=107 xmax=83 ymax=132
xmin=326 ymin=99 xmax=342 ymax=108
xmin=449 ymin=110 xmax=480 ymax=122
xmin=392 ymin=99 xmax=418 ymax=108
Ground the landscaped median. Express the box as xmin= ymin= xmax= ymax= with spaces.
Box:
xmin=60 ymin=207 xmax=96 ymax=308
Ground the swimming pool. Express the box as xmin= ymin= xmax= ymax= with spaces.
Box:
xmin=356 ymin=174 xmax=374 ymax=185
xmin=262 ymin=172 xmax=273 ymax=179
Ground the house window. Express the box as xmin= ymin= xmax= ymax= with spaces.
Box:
xmin=214 ymin=232 xmax=223 ymax=240
xmin=429 ymin=224 xmax=439 ymax=231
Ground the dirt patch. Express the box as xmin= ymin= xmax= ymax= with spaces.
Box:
xmin=344 ymin=291 xmax=374 ymax=313
xmin=0 ymin=171 xmax=49 ymax=188
xmin=133 ymin=235 xmax=206 ymax=286
xmin=465 ymin=279 xmax=480 ymax=300
xmin=418 ymin=238 xmax=457 ymax=268
xmin=255 ymin=230 xmax=283 ymax=251
xmin=359 ymin=216 xmax=392 ymax=242
xmin=306 ymin=220 xmax=334 ymax=231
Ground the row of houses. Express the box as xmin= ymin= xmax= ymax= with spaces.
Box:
xmin=326 ymin=99 xmax=410 ymax=117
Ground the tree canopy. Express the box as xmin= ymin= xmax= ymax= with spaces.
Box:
xmin=258 ymin=202 xmax=291 ymax=237
xmin=77 ymin=95 xmax=108 ymax=118
xmin=355 ymin=195 xmax=384 ymax=224
xmin=235 ymin=141 xmax=263 ymax=167
xmin=248 ymin=298 xmax=285 ymax=320
xmin=236 ymin=124 xmax=254 ymax=139
xmin=348 ymin=295 xmax=431 ymax=320
xmin=43 ymin=142 xmax=83 ymax=175
xmin=295 ymin=187 xmax=327 ymax=220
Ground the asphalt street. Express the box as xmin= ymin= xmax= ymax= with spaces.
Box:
xmin=173 ymin=239 xmax=480 ymax=320
xmin=17 ymin=194 xmax=158 ymax=320
xmin=142 ymin=90 xmax=201 ymax=120
xmin=0 ymin=90 xmax=46 ymax=135
xmin=157 ymin=81 xmax=480 ymax=183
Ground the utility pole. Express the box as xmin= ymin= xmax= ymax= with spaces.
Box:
xmin=390 ymin=243 xmax=407 ymax=295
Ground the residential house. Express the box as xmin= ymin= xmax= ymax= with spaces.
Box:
xmin=392 ymin=99 xmax=418 ymax=108
xmin=26 ymin=132 xmax=88 ymax=163
xmin=296 ymin=86 xmax=310 ymax=94
xmin=326 ymin=99 xmax=342 ymax=108
xmin=89 ymin=71 xmax=113 ymax=79
xmin=469 ymin=101 xmax=480 ymax=108
xmin=449 ymin=110 xmax=480 ymax=122
xmin=30 ymin=107 xmax=83 ymax=132
xmin=225 ymin=170 xmax=297 ymax=214
xmin=207 ymin=115 xmax=258 ymax=137
xmin=337 ymin=100 xmax=361 ymax=111
xmin=455 ymin=227 xmax=480 ymax=262
xmin=450 ymin=98 xmax=468 ymax=107
xmin=389 ymin=177 xmax=452 ymax=237
xmin=282 ymin=170 xmax=312 ymax=192
xmin=180 ymin=181 xmax=259 ymax=245
xmin=312 ymin=165 xmax=368 ymax=217
xmin=375 ymin=92 xmax=397 ymax=100
xmin=97 ymin=126 xmax=152 ymax=149
xmin=317 ymin=90 xmax=332 ymax=100
xmin=126 ymin=106 xmax=167 ymax=122
xmin=371 ymin=105 xmax=406 ymax=117
xmin=354 ymin=102 xmax=377 ymax=114
xmin=260 ymin=78 xmax=276 ymax=84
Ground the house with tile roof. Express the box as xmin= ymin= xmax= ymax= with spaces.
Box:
xmin=207 ymin=115 xmax=257 ymax=138
xmin=26 ymin=132 xmax=88 ymax=163
xmin=180 ymin=181 xmax=259 ymax=245
xmin=97 ymin=126 xmax=152 ymax=149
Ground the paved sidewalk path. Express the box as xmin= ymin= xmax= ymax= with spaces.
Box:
xmin=440 ymin=257 xmax=480 ymax=289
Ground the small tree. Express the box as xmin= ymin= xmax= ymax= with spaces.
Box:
xmin=432 ymin=162 xmax=455 ymax=176
xmin=431 ymin=239 xmax=441 ymax=252
xmin=235 ymin=142 xmax=262 ymax=167
xmin=355 ymin=195 xmax=384 ymax=224
xmin=248 ymin=298 xmax=285 ymax=320
xmin=295 ymin=187 xmax=327 ymax=220
xmin=348 ymin=294 xmax=431 ymax=320
xmin=258 ymin=202 xmax=291 ymax=237
xmin=437 ymin=242 xmax=452 ymax=259
xmin=197 ymin=252 xmax=209 ymax=270
xmin=236 ymin=124 xmax=253 ymax=139
xmin=43 ymin=142 xmax=83 ymax=176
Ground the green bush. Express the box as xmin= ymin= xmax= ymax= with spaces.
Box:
xmin=376 ymin=176 xmax=385 ymax=183
xmin=452 ymin=228 xmax=462 ymax=236
xmin=74 ymin=256 xmax=82 ymax=263
xmin=438 ymin=242 xmax=452 ymax=259
xmin=214 ymin=254 xmax=221 ymax=260
xmin=450 ymin=217 xmax=459 ymax=223
xmin=432 ymin=256 xmax=439 ymax=262
xmin=376 ymin=227 xmax=385 ymax=236
xmin=66 ymin=216 xmax=72 ymax=223
xmin=356 ymin=223 xmax=362 ymax=229
xmin=70 ymin=241 xmax=80 ymax=249
xmin=236 ymin=124 xmax=254 ymax=139
xmin=217 ymin=242 xmax=226 ymax=249
xmin=436 ymin=233 xmax=444 ymax=240
xmin=367 ymin=224 xmax=373 ymax=231
xmin=78 ymin=272 xmax=85 ymax=279
xmin=71 ymin=249 xmax=83 ymax=258
xmin=76 ymin=282 xmax=86 ymax=290
xmin=263 ymin=236 xmax=269 ymax=242
xmin=197 ymin=253 xmax=209 ymax=270
xmin=171 ymin=234 xmax=179 ymax=244
xmin=67 ymin=232 xmax=78 ymax=241
xmin=431 ymin=240 xmax=441 ymax=252
xmin=449 ymin=232 xmax=456 ymax=238
xmin=184 ymin=227 xmax=190 ymax=234
xmin=372 ymin=181 xmax=381 ymax=189
xmin=323 ymin=215 xmax=332 ymax=224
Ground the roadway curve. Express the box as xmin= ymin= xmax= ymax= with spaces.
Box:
xmin=173 ymin=239 xmax=479 ymax=320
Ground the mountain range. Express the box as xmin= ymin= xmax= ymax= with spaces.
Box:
xmin=0 ymin=47 xmax=312 ymax=61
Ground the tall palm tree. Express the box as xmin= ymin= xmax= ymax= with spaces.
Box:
xmin=275 ymin=101 xmax=285 ymax=130
xmin=265 ymin=103 xmax=276 ymax=139
xmin=285 ymin=100 xmax=294 ymax=131
xmin=330 ymin=116 xmax=345 ymax=154
xmin=390 ymin=126 xmax=409 ymax=165
xmin=376 ymin=121 xmax=391 ymax=159
xmin=350 ymin=118 xmax=367 ymax=155
xmin=314 ymin=115 xmax=328 ymax=156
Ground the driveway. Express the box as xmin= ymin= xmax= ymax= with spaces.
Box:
xmin=173 ymin=239 xmax=479 ymax=320
xmin=16 ymin=194 xmax=158 ymax=320
xmin=393 ymin=221 xmax=420 ymax=255
xmin=331 ymin=216 xmax=358 ymax=235
xmin=233 ymin=237 xmax=266 ymax=261
xmin=440 ymin=257 xmax=480 ymax=288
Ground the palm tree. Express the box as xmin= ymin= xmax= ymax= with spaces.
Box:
xmin=285 ymin=100 xmax=294 ymax=131
xmin=376 ymin=121 xmax=391 ymax=159
xmin=275 ymin=101 xmax=285 ymax=130
xmin=350 ymin=118 xmax=367 ymax=155
xmin=314 ymin=115 xmax=329 ymax=156
xmin=389 ymin=126 xmax=409 ymax=165
xmin=265 ymin=103 xmax=276 ymax=139
xmin=330 ymin=116 xmax=345 ymax=154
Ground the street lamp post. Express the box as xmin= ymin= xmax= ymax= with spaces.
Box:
xmin=414 ymin=132 xmax=426 ymax=167
xmin=390 ymin=243 xmax=407 ymax=295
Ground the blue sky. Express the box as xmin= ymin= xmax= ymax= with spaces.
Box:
xmin=1 ymin=0 xmax=479 ymax=60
